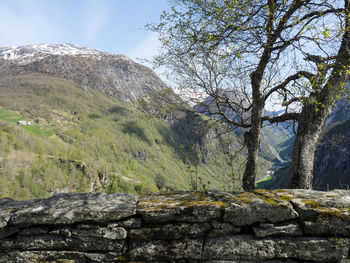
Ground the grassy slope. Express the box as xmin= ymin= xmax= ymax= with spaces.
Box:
xmin=255 ymin=166 xmax=290 ymax=189
xmin=0 ymin=73 xmax=271 ymax=199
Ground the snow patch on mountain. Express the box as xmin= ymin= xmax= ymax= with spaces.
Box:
xmin=0 ymin=43 xmax=131 ymax=64
xmin=172 ymin=86 xmax=207 ymax=106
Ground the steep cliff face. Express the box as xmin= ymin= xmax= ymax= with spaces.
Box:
xmin=312 ymin=101 xmax=350 ymax=189
xmin=0 ymin=44 xmax=167 ymax=102
xmin=327 ymin=99 xmax=350 ymax=126
xmin=313 ymin=119 xmax=350 ymax=190
xmin=1 ymin=190 xmax=350 ymax=262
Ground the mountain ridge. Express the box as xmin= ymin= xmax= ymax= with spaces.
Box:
xmin=0 ymin=43 xmax=167 ymax=103
xmin=0 ymin=43 xmax=127 ymax=63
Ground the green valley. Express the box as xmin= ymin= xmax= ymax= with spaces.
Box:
xmin=0 ymin=73 xmax=272 ymax=199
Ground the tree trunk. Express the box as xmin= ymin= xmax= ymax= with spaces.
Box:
xmin=289 ymin=103 xmax=333 ymax=189
xmin=242 ymin=121 xmax=262 ymax=191
xmin=242 ymin=72 xmax=264 ymax=191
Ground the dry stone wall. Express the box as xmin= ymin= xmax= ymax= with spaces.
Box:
xmin=0 ymin=189 xmax=350 ymax=262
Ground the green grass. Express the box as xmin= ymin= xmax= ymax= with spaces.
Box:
xmin=23 ymin=125 xmax=54 ymax=138
xmin=0 ymin=108 xmax=23 ymax=123
xmin=0 ymin=108 xmax=53 ymax=138
xmin=255 ymin=175 xmax=272 ymax=187
xmin=256 ymin=176 xmax=273 ymax=189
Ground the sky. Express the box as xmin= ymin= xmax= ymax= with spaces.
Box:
xmin=0 ymin=0 xmax=170 ymax=64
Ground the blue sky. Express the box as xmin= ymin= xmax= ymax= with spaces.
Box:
xmin=0 ymin=0 xmax=170 ymax=63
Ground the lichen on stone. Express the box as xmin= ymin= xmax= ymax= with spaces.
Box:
xmin=138 ymin=191 xmax=230 ymax=211
xmin=303 ymin=199 xmax=350 ymax=220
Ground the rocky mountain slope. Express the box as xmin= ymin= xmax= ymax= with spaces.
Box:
xmin=0 ymin=44 xmax=166 ymax=102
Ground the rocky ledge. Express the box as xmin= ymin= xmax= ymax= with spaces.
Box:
xmin=0 ymin=189 xmax=350 ymax=262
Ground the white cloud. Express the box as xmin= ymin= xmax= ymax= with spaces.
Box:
xmin=126 ymin=32 xmax=160 ymax=64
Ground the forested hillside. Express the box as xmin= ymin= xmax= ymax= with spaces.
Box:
xmin=0 ymin=71 xmax=274 ymax=199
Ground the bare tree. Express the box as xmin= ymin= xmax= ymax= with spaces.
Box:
xmin=150 ymin=0 xmax=344 ymax=191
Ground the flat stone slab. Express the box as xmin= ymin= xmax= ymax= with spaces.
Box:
xmin=285 ymin=190 xmax=350 ymax=220
xmin=137 ymin=190 xmax=300 ymax=225
xmin=202 ymin=260 xmax=300 ymax=263
xmin=0 ymin=251 xmax=119 ymax=263
xmin=128 ymin=238 xmax=203 ymax=260
xmin=253 ymin=222 xmax=302 ymax=238
xmin=0 ymin=198 xmax=38 ymax=229
xmin=0 ymin=193 xmax=137 ymax=227
xmin=203 ymin=235 xmax=349 ymax=261
xmin=129 ymin=223 xmax=211 ymax=241
xmin=302 ymin=217 xmax=350 ymax=236
xmin=275 ymin=189 xmax=350 ymax=236
xmin=213 ymin=190 xmax=298 ymax=226
xmin=203 ymin=235 xmax=275 ymax=260
xmin=137 ymin=192 xmax=225 ymax=223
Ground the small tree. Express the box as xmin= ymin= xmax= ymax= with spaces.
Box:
xmin=150 ymin=0 xmax=341 ymax=190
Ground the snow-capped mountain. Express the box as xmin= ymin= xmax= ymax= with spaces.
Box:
xmin=0 ymin=44 xmax=166 ymax=102
xmin=0 ymin=43 xmax=105 ymax=63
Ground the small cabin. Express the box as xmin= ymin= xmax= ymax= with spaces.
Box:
xmin=17 ymin=120 xmax=31 ymax=126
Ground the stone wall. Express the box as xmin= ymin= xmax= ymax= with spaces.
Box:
xmin=1 ymin=189 xmax=350 ymax=262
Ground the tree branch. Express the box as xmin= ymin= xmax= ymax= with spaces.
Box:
xmin=264 ymin=71 xmax=315 ymax=100
xmin=262 ymin=112 xmax=300 ymax=124
xmin=282 ymin=97 xmax=302 ymax=106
